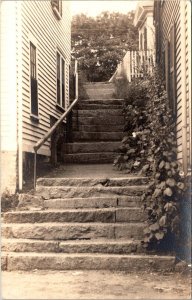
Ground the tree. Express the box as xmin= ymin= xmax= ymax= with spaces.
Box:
xmin=72 ymin=11 xmax=139 ymax=82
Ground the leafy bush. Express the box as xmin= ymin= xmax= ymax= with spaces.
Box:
xmin=114 ymin=70 xmax=188 ymax=253
xmin=114 ymin=77 xmax=151 ymax=173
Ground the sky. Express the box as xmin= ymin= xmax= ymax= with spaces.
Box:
xmin=71 ymin=1 xmax=138 ymax=17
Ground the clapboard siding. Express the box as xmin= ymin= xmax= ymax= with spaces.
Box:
xmin=156 ymin=0 xmax=191 ymax=170
xmin=19 ymin=0 xmax=71 ymax=155
xmin=156 ymin=0 xmax=191 ymax=174
xmin=185 ymin=1 xmax=191 ymax=169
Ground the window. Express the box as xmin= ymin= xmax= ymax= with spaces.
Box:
xmin=144 ymin=27 xmax=147 ymax=51
xmin=30 ymin=42 xmax=38 ymax=116
xmin=140 ymin=33 xmax=143 ymax=50
xmin=51 ymin=0 xmax=62 ymax=19
xmin=57 ymin=52 xmax=65 ymax=108
xmin=169 ymin=24 xmax=176 ymax=115
xmin=164 ymin=24 xmax=176 ymax=117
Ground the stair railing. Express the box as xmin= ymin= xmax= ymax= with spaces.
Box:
xmin=33 ymin=59 xmax=78 ymax=189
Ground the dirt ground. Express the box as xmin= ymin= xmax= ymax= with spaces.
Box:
xmin=1 ymin=270 xmax=191 ymax=299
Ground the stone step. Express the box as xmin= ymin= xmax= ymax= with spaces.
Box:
xmin=37 ymin=177 xmax=148 ymax=187
xmin=63 ymin=152 xmax=117 ymax=163
xmin=17 ymin=195 xmax=142 ymax=211
xmin=72 ymin=125 xmax=124 ymax=134
xmin=2 ymin=238 xmax=144 ymax=254
xmin=44 ymin=196 xmax=142 ymax=210
xmin=72 ymin=124 xmax=124 ymax=132
xmin=77 ymin=104 xmax=122 ymax=110
xmin=78 ymin=99 xmax=124 ymax=105
xmin=84 ymin=85 xmax=116 ymax=91
xmin=3 ymin=208 xmax=146 ymax=224
xmin=84 ymin=88 xmax=116 ymax=100
xmin=64 ymin=142 xmax=121 ymax=154
xmin=72 ymin=116 xmax=124 ymax=126
xmin=72 ymin=131 xmax=123 ymax=141
xmin=36 ymin=185 xmax=147 ymax=200
xmin=2 ymin=222 xmax=145 ymax=240
xmin=73 ymin=109 xmax=123 ymax=117
xmin=1 ymin=252 xmax=175 ymax=272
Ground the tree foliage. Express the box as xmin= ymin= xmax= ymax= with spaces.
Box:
xmin=72 ymin=11 xmax=138 ymax=82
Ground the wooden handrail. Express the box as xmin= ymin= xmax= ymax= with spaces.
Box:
xmin=34 ymin=97 xmax=78 ymax=152
xmin=33 ymin=59 xmax=78 ymax=188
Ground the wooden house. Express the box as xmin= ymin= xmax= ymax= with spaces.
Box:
xmin=1 ymin=0 xmax=71 ymax=193
xmin=134 ymin=0 xmax=155 ymax=51
xmin=110 ymin=1 xmax=155 ymax=82
xmin=154 ymin=0 xmax=191 ymax=177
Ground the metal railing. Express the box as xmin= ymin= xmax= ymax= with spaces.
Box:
xmin=33 ymin=59 xmax=78 ymax=188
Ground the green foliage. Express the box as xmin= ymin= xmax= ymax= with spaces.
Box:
xmin=114 ymin=77 xmax=150 ymax=173
xmin=72 ymin=12 xmax=138 ymax=82
xmin=114 ymin=69 xmax=187 ymax=250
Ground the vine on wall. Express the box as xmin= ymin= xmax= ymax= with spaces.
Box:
xmin=114 ymin=70 xmax=187 ymax=251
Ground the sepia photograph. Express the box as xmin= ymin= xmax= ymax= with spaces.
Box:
xmin=0 ymin=0 xmax=191 ymax=299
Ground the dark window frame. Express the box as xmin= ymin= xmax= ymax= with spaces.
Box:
xmin=144 ymin=27 xmax=148 ymax=51
xmin=30 ymin=42 xmax=38 ymax=117
xmin=164 ymin=23 xmax=177 ymax=118
xmin=56 ymin=51 xmax=66 ymax=109
xmin=51 ymin=0 xmax=62 ymax=19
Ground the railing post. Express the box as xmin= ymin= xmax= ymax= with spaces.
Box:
xmin=34 ymin=149 xmax=37 ymax=189
xmin=75 ymin=59 xmax=78 ymax=100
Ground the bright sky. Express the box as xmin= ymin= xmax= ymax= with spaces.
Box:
xmin=71 ymin=1 xmax=138 ymax=17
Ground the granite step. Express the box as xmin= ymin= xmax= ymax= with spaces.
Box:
xmin=44 ymin=196 xmax=142 ymax=210
xmin=37 ymin=177 xmax=149 ymax=187
xmin=64 ymin=142 xmax=121 ymax=154
xmin=72 ymin=116 xmax=124 ymax=126
xmin=77 ymin=104 xmax=123 ymax=110
xmin=73 ymin=109 xmax=123 ymax=117
xmin=72 ymin=131 xmax=123 ymax=141
xmin=2 ymin=222 xmax=145 ymax=240
xmin=63 ymin=152 xmax=118 ymax=164
xmin=36 ymin=185 xmax=147 ymax=200
xmin=72 ymin=124 xmax=124 ymax=132
xmin=1 ymin=238 xmax=144 ymax=254
xmin=17 ymin=195 xmax=142 ymax=211
xmin=1 ymin=252 xmax=175 ymax=272
xmin=3 ymin=208 xmax=146 ymax=224
xmin=78 ymin=99 xmax=124 ymax=105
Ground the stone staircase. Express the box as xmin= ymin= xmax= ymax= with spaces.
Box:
xmin=63 ymin=82 xmax=124 ymax=163
xmin=1 ymin=82 xmax=175 ymax=272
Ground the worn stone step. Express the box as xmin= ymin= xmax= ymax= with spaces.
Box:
xmin=72 ymin=124 xmax=124 ymax=132
xmin=72 ymin=131 xmax=123 ymax=141
xmin=17 ymin=194 xmax=143 ymax=211
xmin=77 ymin=104 xmax=122 ymax=110
xmin=78 ymin=99 xmax=124 ymax=106
xmin=84 ymin=88 xmax=116 ymax=100
xmin=72 ymin=116 xmax=124 ymax=126
xmin=64 ymin=142 xmax=121 ymax=154
xmin=1 ymin=252 xmax=175 ymax=272
xmin=63 ymin=152 xmax=118 ymax=163
xmin=3 ymin=208 xmax=146 ymax=224
xmin=44 ymin=196 xmax=142 ymax=210
xmin=73 ymin=109 xmax=123 ymax=117
xmin=2 ymin=222 xmax=145 ymax=240
xmin=1 ymin=238 xmax=144 ymax=254
xmin=36 ymin=185 xmax=147 ymax=200
xmin=37 ymin=177 xmax=149 ymax=187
